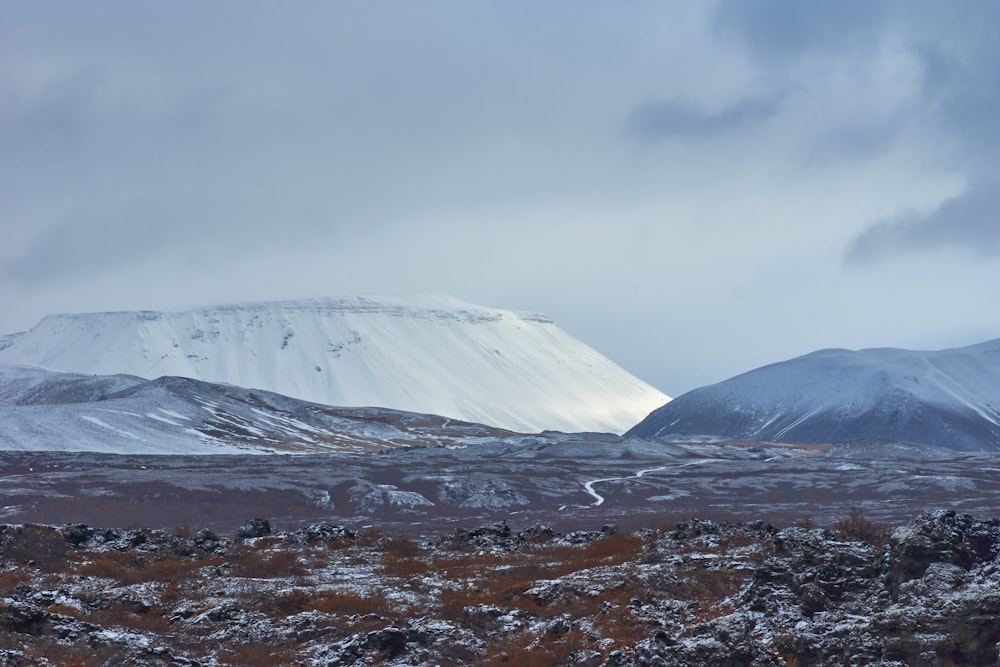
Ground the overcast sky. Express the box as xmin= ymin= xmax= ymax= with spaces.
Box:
xmin=3 ymin=1 xmax=1000 ymax=397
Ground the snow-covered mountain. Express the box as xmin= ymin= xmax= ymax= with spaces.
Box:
xmin=628 ymin=338 xmax=1000 ymax=451
xmin=0 ymin=295 xmax=668 ymax=433
xmin=0 ymin=363 xmax=525 ymax=454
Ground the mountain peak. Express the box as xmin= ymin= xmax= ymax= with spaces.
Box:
xmin=628 ymin=338 xmax=1000 ymax=451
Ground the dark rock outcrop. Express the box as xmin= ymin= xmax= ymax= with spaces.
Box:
xmin=235 ymin=518 xmax=271 ymax=539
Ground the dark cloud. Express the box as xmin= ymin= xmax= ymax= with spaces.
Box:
xmin=802 ymin=117 xmax=902 ymax=166
xmin=911 ymin=42 xmax=958 ymax=102
xmin=4 ymin=196 xmax=204 ymax=286
xmin=838 ymin=11 xmax=1000 ymax=264
xmin=1 ymin=66 xmax=108 ymax=154
xmin=713 ymin=0 xmax=894 ymax=59
xmin=708 ymin=2 xmax=1000 ymax=265
xmin=937 ymin=73 xmax=1000 ymax=163
xmin=627 ymin=96 xmax=782 ymax=142
xmin=845 ymin=185 xmax=1000 ymax=265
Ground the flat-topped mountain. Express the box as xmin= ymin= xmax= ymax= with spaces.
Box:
xmin=0 ymin=295 xmax=668 ymax=433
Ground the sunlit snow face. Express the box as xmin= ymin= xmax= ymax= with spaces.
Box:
xmin=0 ymin=297 xmax=667 ymax=435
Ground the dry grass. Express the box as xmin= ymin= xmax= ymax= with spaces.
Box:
xmin=595 ymin=596 xmax=650 ymax=649
xmin=161 ymin=580 xmax=183 ymax=604
xmin=74 ymin=550 xmax=147 ymax=581
xmin=75 ymin=551 xmax=223 ymax=585
xmin=44 ymin=602 xmax=89 ymax=622
xmin=4 ymin=525 xmax=70 ymax=569
xmin=230 ymin=545 xmax=304 ymax=578
xmin=833 ymin=507 xmax=889 ymax=546
xmin=436 ymin=550 xmax=511 ymax=568
xmin=219 ymin=644 xmax=299 ymax=666
xmin=310 ymin=589 xmax=388 ymax=616
xmin=0 ymin=570 xmax=30 ymax=594
xmin=436 ymin=534 xmax=652 ymax=627
xmin=100 ymin=602 xmax=171 ymax=633
xmin=47 ymin=601 xmax=171 ymax=633
xmin=581 ymin=533 xmax=645 ymax=564
xmin=271 ymin=587 xmax=388 ymax=617
xmin=484 ymin=627 xmax=592 ymax=666
xmin=673 ymin=564 xmax=749 ymax=625
xmin=384 ymin=536 xmax=420 ymax=559
xmin=382 ymin=553 xmax=430 ymax=578
xmin=380 ymin=535 xmax=431 ymax=577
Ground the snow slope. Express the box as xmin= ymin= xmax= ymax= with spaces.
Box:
xmin=0 ymin=295 xmax=668 ymax=433
xmin=0 ymin=363 xmax=529 ymax=454
xmin=628 ymin=339 xmax=1000 ymax=451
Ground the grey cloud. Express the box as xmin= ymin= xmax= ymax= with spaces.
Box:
xmin=893 ymin=32 xmax=1000 ymax=160
xmin=803 ymin=117 xmax=901 ymax=166
xmin=911 ymin=42 xmax=958 ymax=102
xmin=713 ymin=0 xmax=894 ymax=59
xmin=838 ymin=11 xmax=1000 ymax=266
xmin=712 ymin=2 xmax=1000 ymax=266
xmin=3 ymin=182 xmax=372 ymax=288
xmin=626 ymin=96 xmax=782 ymax=142
xmin=1 ymin=66 xmax=110 ymax=154
xmin=937 ymin=74 xmax=1000 ymax=163
xmin=845 ymin=185 xmax=1000 ymax=265
xmin=4 ymin=197 xmax=202 ymax=286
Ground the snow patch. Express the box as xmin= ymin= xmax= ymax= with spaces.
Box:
xmin=80 ymin=415 xmax=144 ymax=441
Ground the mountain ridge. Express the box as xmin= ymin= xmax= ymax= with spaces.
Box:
xmin=0 ymin=295 xmax=668 ymax=434
xmin=0 ymin=362 xmax=532 ymax=454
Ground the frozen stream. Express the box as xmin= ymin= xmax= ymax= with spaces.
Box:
xmin=582 ymin=459 xmax=721 ymax=506
xmin=583 ymin=466 xmax=670 ymax=506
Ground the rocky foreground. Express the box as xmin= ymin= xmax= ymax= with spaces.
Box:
xmin=1 ymin=510 xmax=999 ymax=666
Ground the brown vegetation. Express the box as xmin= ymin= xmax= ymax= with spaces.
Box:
xmin=272 ymin=587 xmax=388 ymax=617
xmin=833 ymin=507 xmax=889 ymax=545
xmin=0 ymin=519 xmax=787 ymax=665
xmin=219 ymin=644 xmax=300 ymax=666
xmin=0 ymin=570 xmax=29 ymax=594
xmin=229 ymin=544 xmax=304 ymax=578
xmin=484 ymin=627 xmax=592 ymax=666
xmin=74 ymin=550 xmax=223 ymax=585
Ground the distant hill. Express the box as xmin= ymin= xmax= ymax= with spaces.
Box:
xmin=628 ymin=339 xmax=1000 ymax=451
xmin=0 ymin=363 xmax=523 ymax=454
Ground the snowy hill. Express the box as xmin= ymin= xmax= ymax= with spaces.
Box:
xmin=0 ymin=363 xmax=527 ymax=454
xmin=0 ymin=295 xmax=668 ymax=433
xmin=628 ymin=339 xmax=1000 ymax=451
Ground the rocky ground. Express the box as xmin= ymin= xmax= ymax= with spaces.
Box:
xmin=5 ymin=438 xmax=1000 ymax=535
xmin=2 ymin=509 xmax=1000 ymax=666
